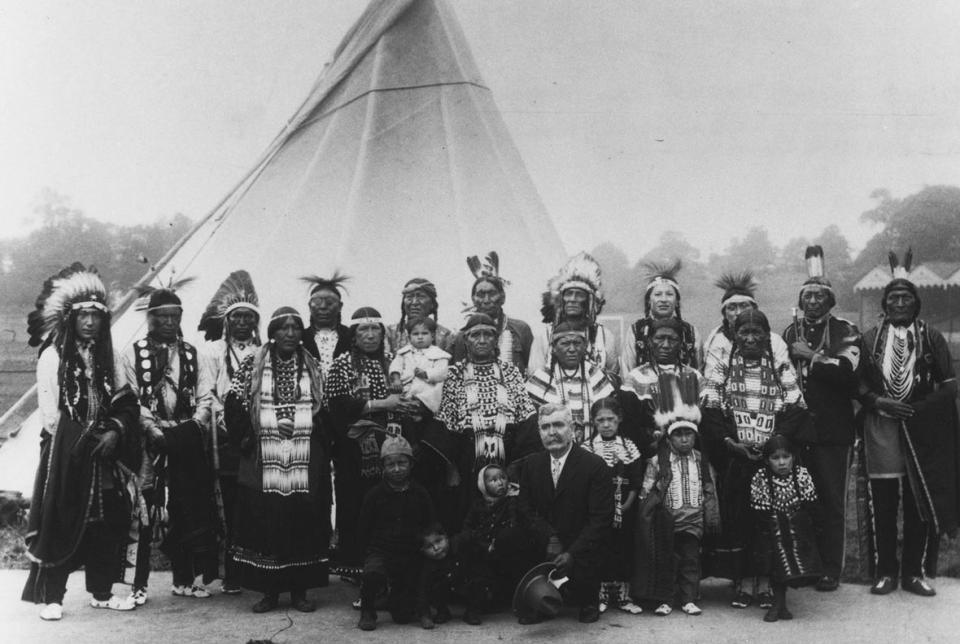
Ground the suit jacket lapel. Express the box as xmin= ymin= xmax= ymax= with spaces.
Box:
xmin=553 ymin=446 xmax=578 ymax=497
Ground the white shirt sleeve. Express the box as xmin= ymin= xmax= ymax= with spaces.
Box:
xmin=36 ymin=346 xmax=62 ymax=435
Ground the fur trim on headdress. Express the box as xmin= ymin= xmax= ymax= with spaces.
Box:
xmin=27 ymin=262 xmax=109 ymax=348
xmin=198 ymin=270 xmax=260 ymax=341
xmin=643 ymin=259 xmax=682 ymax=293
xmin=715 ymin=271 xmax=758 ymax=310
xmin=301 ymin=270 xmax=350 ymax=298
xmin=653 ymin=370 xmax=701 ymax=434
xmin=543 ymin=252 xmax=605 ymax=323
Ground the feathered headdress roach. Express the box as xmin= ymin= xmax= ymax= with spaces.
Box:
xmin=197 ymin=270 xmax=260 ymax=341
xmin=642 ymin=258 xmax=683 ymax=317
xmin=541 ymin=252 xmax=605 ymax=323
xmin=653 ymin=370 xmax=701 ymax=435
xmin=27 ymin=262 xmax=109 ymax=349
xmin=300 ymin=270 xmax=350 ymax=299
xmin=643 ymin=258 xmax=682 ymax=293
xmin=467 ymin=251 xmax=510 ymax=289
xmin=798 ymin=245 xmax=835 ymax=308
xmin=715 ymin=271 xmax=758 ymax=312
xmin=134 ymin=275 xmax=195 ymax=313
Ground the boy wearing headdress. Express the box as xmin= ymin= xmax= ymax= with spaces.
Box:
xmin=21 ymin=263 xmax=140 ymax=620
xmin=781 ymin=246 xmax=861 ymax=591
xmin=119 ymin=284 xmax=219 ymax=603
xmin=635 ymin=374 xmax=719 ymax=616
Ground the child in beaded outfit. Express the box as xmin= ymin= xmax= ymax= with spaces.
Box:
xmin=582 ymin=396 xmax=644 ymax=614
xmin=750 ymin=434 xmax=822 ymax=623
xmin=388 ymin=317 xmax=451 ymax=415
xmin=636 ymin=371 xmax=719 ymax=617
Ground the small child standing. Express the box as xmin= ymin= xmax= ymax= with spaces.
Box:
xmin=582 ymin=397 xmax=644 ymax=614
xmin=455 ymin=463 xmax=537 ymax=625
xmin=750 ymin=434 xmax=822 ymax=623
xmin=388 ymin=317 xmax=451 ymax=414
xmin=356 ymin=436 xmax=438 ymax=631
xmin=636 ymin=394 xmax=719 ymax=617
xmin=416 ymin=524 xmax=454 ymax=630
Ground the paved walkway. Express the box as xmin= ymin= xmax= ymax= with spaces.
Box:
xmin=1 ymin=570 xmax=956 ymax=643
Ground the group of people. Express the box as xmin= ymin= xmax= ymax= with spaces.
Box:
xmin=18 ymin=246 xmax=959 ymax=631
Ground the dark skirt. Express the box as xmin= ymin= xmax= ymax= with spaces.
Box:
xmin=702 ymin=457 xmax=761 ymax=581
xmin=231 ymin=486 xmax=329 ymax=594
xmin=754 ymin=508 xmax=822 ymax=586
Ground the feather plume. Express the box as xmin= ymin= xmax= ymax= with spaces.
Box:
xmin=27 ymin=263 xmax=108 ymax=348
xmin=134 ymin=276 xmax=195 ymax=311
xmin=642 ymin=258 xmax=682 ymax=284
xmin=300 ymin=270 xmax=350 ymax=297
xmin=714 ymin=271 xmax=757 ymax=296
xmin=198 ymin=270 xmax=260 ymax=340
xmin=466 ymin=251 xmax=509 ymax=286
xmin=804 ymin=245 xmax=824 ymax=279
xmin=888 ymin=250 xmax=910 ymax=279
xmin=653 ymin=371 xmax=702 ymax=432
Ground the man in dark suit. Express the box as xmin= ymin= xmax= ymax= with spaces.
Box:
xmin=518 ymin=403 xmax=614 ymax=623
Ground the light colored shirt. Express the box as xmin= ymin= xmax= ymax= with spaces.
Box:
xmin=550 ymin=443 xmax=573 ymax=486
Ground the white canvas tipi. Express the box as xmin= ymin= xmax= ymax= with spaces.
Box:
xmin=0 ymin=0 xmax=567 ymax=491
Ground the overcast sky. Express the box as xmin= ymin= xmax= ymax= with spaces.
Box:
xmin=2 ymin=0 xmax=960 ymax=260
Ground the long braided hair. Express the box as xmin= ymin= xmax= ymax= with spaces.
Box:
xmin=722 ymin=308 xmax=784 ymax=401
xmin=56 ymin=308 xmax=114 ymax=422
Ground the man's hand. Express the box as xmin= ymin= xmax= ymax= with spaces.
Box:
xmin=728 ymin=439 xmax=761 ymax=462
xmin=790 ymin=341 xmax=816 ymax=362
xmin=92 ymin=429 xmax=119 ymax=461
xmin=876 ymin=396 xmax=914 ymax=420
xmin=552 ymin=552 xmax=573 ymax=576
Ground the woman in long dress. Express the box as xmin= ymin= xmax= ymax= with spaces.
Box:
xmin=224 ymin=306 xmax=331 ymax=613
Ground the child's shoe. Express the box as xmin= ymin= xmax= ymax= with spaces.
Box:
xmin=618 ymin=600 xmax=643 ymax=614
xmin=419 ymin=613 xmax=435 ymax=630
xmin=654 ymin=603 xmax=672 ymax=616
xmin=681 ymin=602 xmax=702 ymax=615
xmin=730 ymin=591 xmax=752 ymax=608
xmin=757 ymin=590 xmax=774 ymax=609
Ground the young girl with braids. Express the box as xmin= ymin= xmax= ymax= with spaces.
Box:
xmin=750 ymin=434 xmax=822 ymax=622
xmin=582 ymin=397 xmax=644 ymax=614
xmin=700 ymin=309 xmax=812 ymax=611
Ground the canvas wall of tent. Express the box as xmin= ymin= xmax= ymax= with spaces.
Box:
xmin=0 ymin=0 xmax=568 ymax=492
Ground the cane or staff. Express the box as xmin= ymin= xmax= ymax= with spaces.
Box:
xmin=211 ymin=410 xmax=226 ymax=534
xmin=792 ymin=307 xmax=806 ymax=391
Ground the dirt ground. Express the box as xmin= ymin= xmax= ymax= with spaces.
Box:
xmin=1 ymin=570 xmax=957 ymax=644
